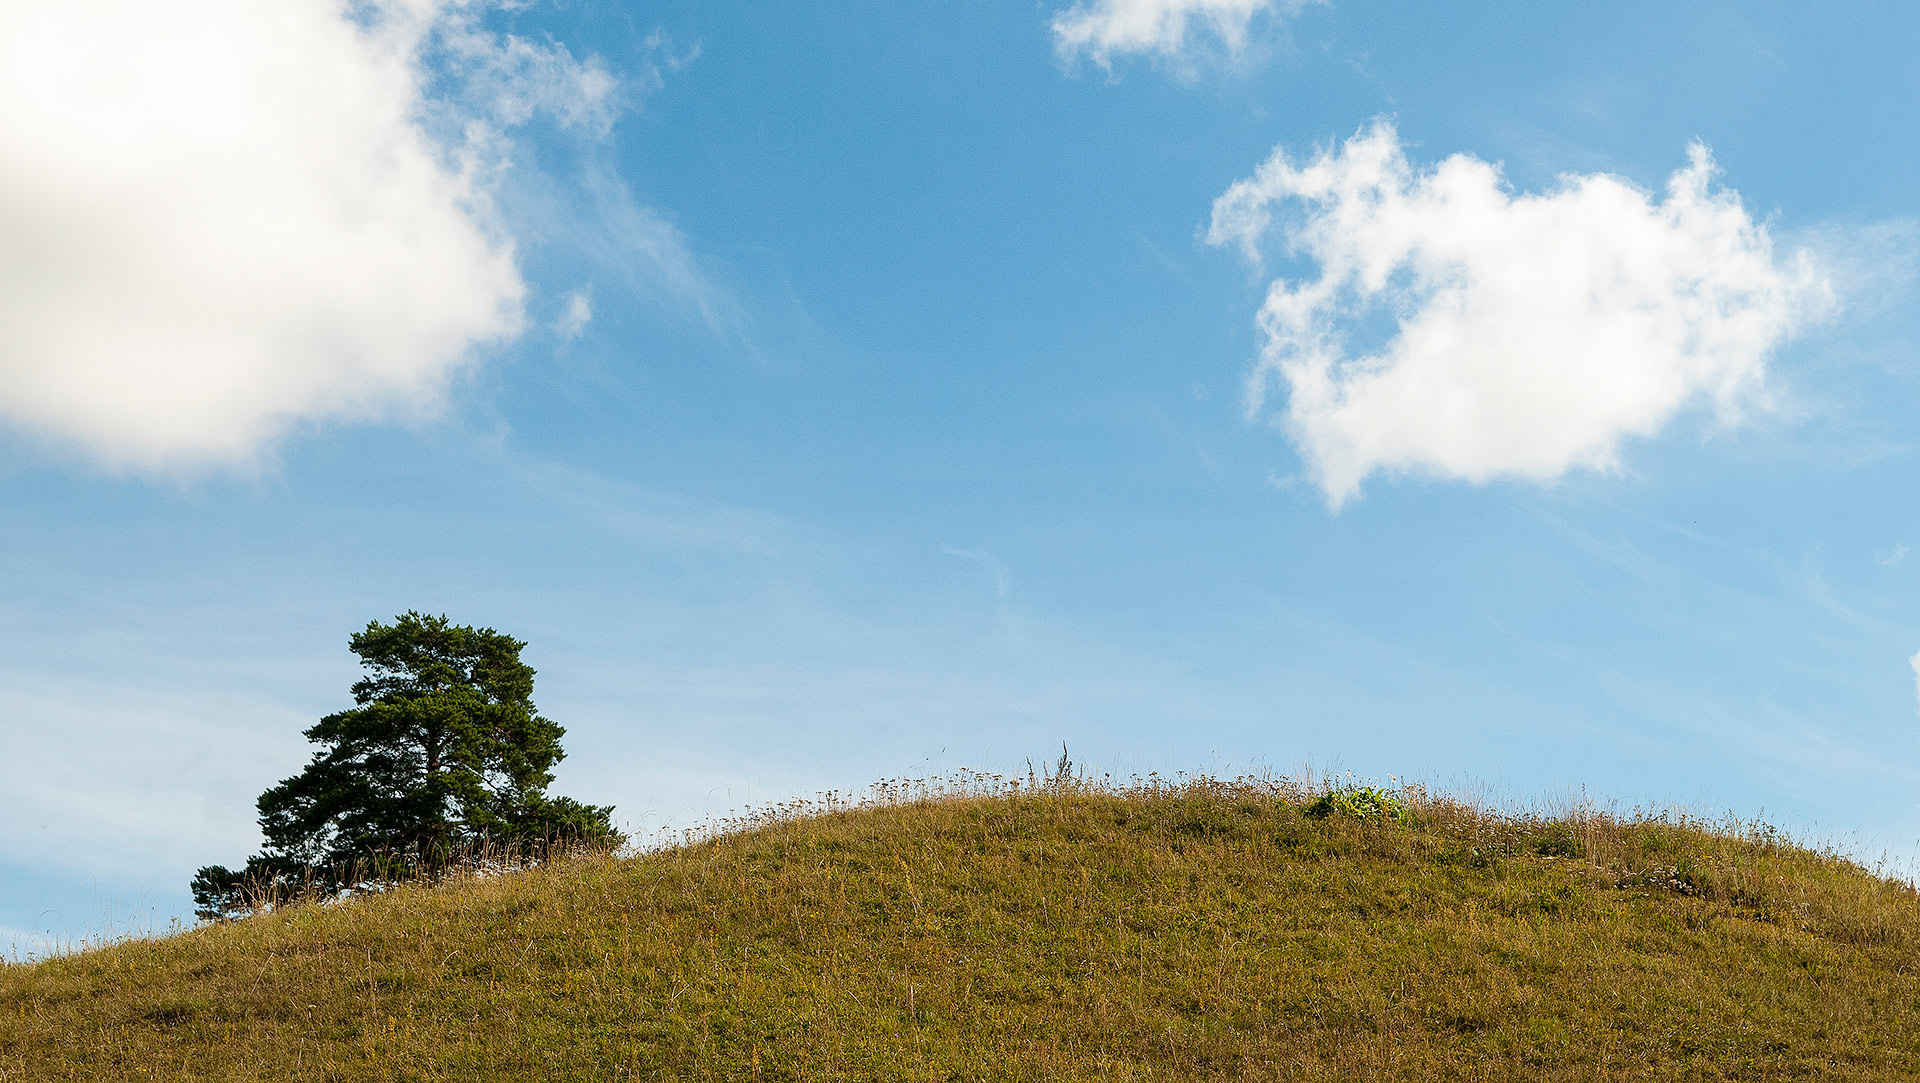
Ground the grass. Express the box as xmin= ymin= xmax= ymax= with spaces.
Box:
xmin=4 ymin=770 xmax=1920 ymax=1080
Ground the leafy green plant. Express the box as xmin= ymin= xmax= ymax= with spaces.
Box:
xmin=1304 ymin=785 xmax=1409 ymax=823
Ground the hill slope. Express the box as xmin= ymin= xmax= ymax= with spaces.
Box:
xmin=4 ymin=776 xmax=1920 ymax=1080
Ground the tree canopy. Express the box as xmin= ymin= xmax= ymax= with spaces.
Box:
xmin=192 ymin=612 xmax=617 ymax=919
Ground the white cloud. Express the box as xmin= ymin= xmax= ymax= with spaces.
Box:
xmin=1208 ymin=121 xmax=1831 ymax=507
xmin=0 ymin=0 xmax=622 ymax=468
xmin=1911 ymin=651 xmax=1920 ymax=716
xmin=434 ymin=13 xmax=621 ymax=138
xmin=556 ymin=289 xmax=593 ymax=341
xmin=1052 ymin=0 xmax=1322 ymax=68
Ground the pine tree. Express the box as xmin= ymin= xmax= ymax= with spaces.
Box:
xmin=191 ymin=613 xmax=616 ymax=919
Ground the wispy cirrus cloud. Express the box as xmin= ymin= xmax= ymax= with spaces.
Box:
xmin=1208 ymin=121 xmax=1832 ymax=507
xmin=0 ymin=0 xmax=645 ymax=470
xmin=1051 ymin=0 xmax=1324 ymax=70
xmin=555 ymin=290 xmax=594 ymax=342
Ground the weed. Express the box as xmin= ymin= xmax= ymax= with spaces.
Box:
xmin=1304 ymin=785 xmax=1410 ymax=823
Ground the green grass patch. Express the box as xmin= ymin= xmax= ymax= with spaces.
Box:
xmin=3 ymin=773 xmax=1918 ymax=1080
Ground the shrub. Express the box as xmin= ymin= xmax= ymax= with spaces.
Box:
xmin=1304 ymin=785 xmax=1409 ymax=823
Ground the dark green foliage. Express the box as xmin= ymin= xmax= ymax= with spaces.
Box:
xmin=192 ymin=613 xmax=616 ymax=920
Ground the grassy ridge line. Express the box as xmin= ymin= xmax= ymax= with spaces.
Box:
xmin=3 ymin=773 xmax=1920 ymax=1081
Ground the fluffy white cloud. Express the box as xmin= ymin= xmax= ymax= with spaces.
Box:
xmin=0 ymin=0 xmax=617 ymax=468
xmin=1052 ymin=0 xmax=1322 ymax=67
xmin=1208 ymin=122 xmax=1831 ymax=507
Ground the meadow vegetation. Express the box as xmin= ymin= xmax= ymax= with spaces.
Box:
xmin=4 ymin=769 xmax=1920 ymax=1080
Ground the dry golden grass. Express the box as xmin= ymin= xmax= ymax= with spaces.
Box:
xmin=4 ymin=772 xmax=1920 ymax=1080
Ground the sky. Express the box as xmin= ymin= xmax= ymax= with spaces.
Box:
xmin=3 ymin=0 xmax=1919 ymax=954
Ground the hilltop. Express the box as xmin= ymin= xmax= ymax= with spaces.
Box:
xmin=3 ymin=774 xmax=1919 ymax=1080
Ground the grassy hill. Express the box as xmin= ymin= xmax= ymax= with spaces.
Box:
xmin=4 ymin=773 xmax=1920 ymax=1080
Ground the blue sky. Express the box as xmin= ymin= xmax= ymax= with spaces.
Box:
xmin=3 ymin=0 xmax=1919 ymax=953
